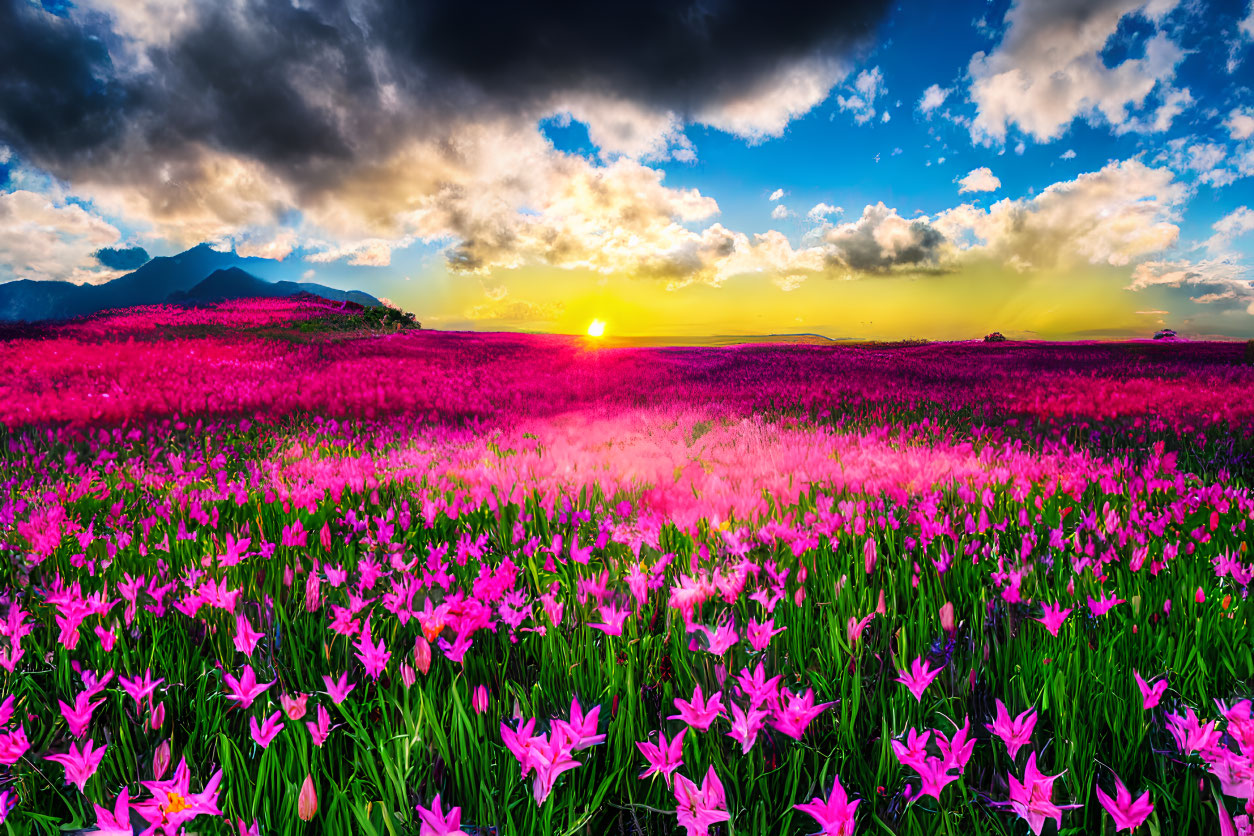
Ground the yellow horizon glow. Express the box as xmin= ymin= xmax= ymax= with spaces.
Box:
xmin=587 ymin=318 xmax=606 ymax=337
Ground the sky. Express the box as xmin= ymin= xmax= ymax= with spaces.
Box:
xmin=1 ymin=0 xmax=1253 ymax=339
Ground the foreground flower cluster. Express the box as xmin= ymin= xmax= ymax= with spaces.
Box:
xmin=0 ymin=298 xmax=1252 ymax=835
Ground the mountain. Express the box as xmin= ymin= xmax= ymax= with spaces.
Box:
xmin=167 ymin=267 xmax=380 ymax=307
xmin=0 ymin=245 xmax=378 ymax=321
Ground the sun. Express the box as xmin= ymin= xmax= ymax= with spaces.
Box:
xmin=586 ymin=318 xmax=606 ymax=338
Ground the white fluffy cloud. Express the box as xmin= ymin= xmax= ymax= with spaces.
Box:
xmin=0 ymin=190 xmax=125 ymax=284
xmin=1205 ymin=206 xmax=1254 ymax=252
xmin=1228 ymin=108 xmax=1254 ymax=141
xmin=968 ymin=0 xmax=1187 ymax=144
xmin=918 ymin=84 xmax=950 ymax=115
xmin=771 ymin=204 xmax=791 ymax=220
xmin=1127 ymin=257 xmax=1254 ymax=313
xmin=696 ymin=55 xmax=850 ymax=141
xmin=769 ymin=189 xmax=785 ymax=202
xmin=934 ymin=159 xmax=1185 ymax=269
xmin=957 ymin=167 xmax=1002 ymax=193
xmin=836 ymin=67 xmax=886 ymax=124
xmin=807 ymin=203 xmax=843 ymax=221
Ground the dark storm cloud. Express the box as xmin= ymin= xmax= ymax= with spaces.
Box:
xmin=823 ymin=203 xmax=947 ymax=274
xmin=0 ymin=0 xmax=892 ymax=178
xmin=93 ymin=245 xmax=150 ymax=270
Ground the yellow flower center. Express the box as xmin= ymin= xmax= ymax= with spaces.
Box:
xmin=166 ymin=792 xmax=189 ymax=814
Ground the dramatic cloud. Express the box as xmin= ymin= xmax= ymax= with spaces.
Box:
xmin=820 ymin=203 xmax=945 ymax=274
xmin=1127 ymin=257 xmax=1254 ymax=313
xmin=0 ymin=190 xmax=124 ymax=284
xmin=934 ymin=159 xmax=1185 ymax=270
xmin=957 ymin=167 xmax=1001 ymax=193
xmin=968 ymin=0 xmax=1186 ymax=144
xmin=0 ymin=0 xmax=892 ymax=274
xmin=92 ymin=245 xmax=150 ymax=270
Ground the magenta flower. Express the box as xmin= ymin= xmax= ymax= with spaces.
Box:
xmin=552 ymin=697 xmax=605 ymax=751
xmin=937 ymin=716 xmax=976 ymax=774
xmin=896 ymin=656 xmax=944 ymax=703
xmin=589 ymin=604 xmax=631 ymax=636
xmin=673 ymin=765 xmax=730 ymax=836
xmin=44 ymin=738 xmax=107 ymax=792
xmin=1134 ymin=670 xmax=1168 ymax=710
xmin=0 ymin=726 xmax=30 ymax=765
xmin=914 ymin=755 xmax=960 ymax=802
xmin=1165 ymin=707 xmax=1221 ymax=755
xmin=987 ymin=699 xmax=1037 ymax=759
xmin=726 ymin=702 xmax=770 ymax=753
xmin=58 ymin=691 xmax=105 ymax=738
xmin=1095 ymin=772 xmax=1154 ymax=832
xmin=233 ymin=613 xmax=264 ymax=657
xmin=1088 ymin=592 xmax=1125 ymax=617
xmin=1005 ymin=753 xmax=1075 ymax=836
xmin=249 ymin=711 xmax=285 ymax=748
xmin=735 ymin=663 xmax=781 ymax=712
xmin=355 ymin=616 xmax=391 ymax=680
xmin=795 ymin=774 xmax=859 ymax=836
xmin=415 ymin=793 xmax=468 ymax=836
xmin=1035 ymin=602 xmax=1072 ymax=637
xmin=637 ymin=727 xmax=686 ymax=788
xmin=222 ymin=665 xmax=274 ymax=709
xmin=771 ymin=688 xmax=834 ymax=739
xmin=668 ymin=685 xmax=725 ymax=732
xmin=306 ymin=704 xmax=333 ymax=747
xmin=133 ymin=756 xmax=224 ymax=835
xmin=281 ymin=692 xmax=309 ymax=721
xmin=321 ymin=671 xmax=356 ymax=705
xmin=119 ymin=669 xmax=164 ymax=710
xmin=891 ymin=727 xmax=933 ymax=772
xmin=91 ymin=787 xmax=133 ymax=836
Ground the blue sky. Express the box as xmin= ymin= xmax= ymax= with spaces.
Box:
xmin=1 ymin=0 xmax=1253 ymax=337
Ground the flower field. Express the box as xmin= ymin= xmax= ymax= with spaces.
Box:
xmin=1 ymin=298 xmax=1253 ymax=835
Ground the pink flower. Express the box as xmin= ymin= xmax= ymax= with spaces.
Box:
xmin=58 ymin=691 xmax=104 ymax=738
xmin=1035 ymin=602 xmax=1072 ymax=637
xmin=281 ymin=692 xmax=309 ymax=721
xmin=987 ymin=699 xmax=1037 ymax=760
xmin=770 ymin=688 xmax=833 ymax=739
xmin=44 ymin=738 xmax=107 ymax=792
xmin=896 ymin=656 xmax=944 ymax=703
xmin=589 ymin=604 xmax=631 ymax=637
xmin=0 ymin=726 xmax=30 ymax=765
xmin=91 ymin=787 xmax=133 ymax=836
xmin=1165 ymin=707 xmax=1221 ymax=755
xmin=1088 ymin=593 xmax=1125 ymax=617
xmin=233 ymin=613 xmax=264 ymax=657
xmin=552 ymin=697 xmax=605 ymax=751
xmin=415 ymin=793 xmax=468 ymax=836
xmin=249 ymin=711 xmax=285 ymax=748
xmin=795 ymin=774 xmax=859 ymax=836
xmin=321 ymin=671 xmax=356 ymax=705
xmin=726 ymin=702 xmax=770 ymax=754
xmin=472 ymin=685 xmax=489 ymax=715
xmin=133 ymin=756 xmax=224 ymax=834
xmin=673 ymin=765 xmax=729 ymax=836
xmin=637 ymin=727 xmax=686 ymax=788
xmin=306 ymin=704 xmax=333 ymax=747
xmin=1005 ymin=752 xmax=1075 ymax=835
xmin=222 ymin=665 xmax=274 ymax=709
xmin=668 ymin=685 xmax=725 ymax=732
xmin=355 ymin=616 xmax=391 ymax=680
xmin=1095 ymin=771 xmax=1154 ymax=832
xmin=1134 ymin=671 xmax=1168 ymax=710
xmin=937 ymin=716 xmax=976 ymax=774
xmin=119 ymin=669 xmax=164 ymax=710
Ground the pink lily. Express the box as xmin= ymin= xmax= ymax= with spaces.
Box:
xmin=415 ymin=793 xmax=468 ymax=836
xmin=119 ymin=669 xmax=164 ymax=710
xmin=249 ymin=711 xmax=285 ymax=748
xmin=771 ymin=688 xmax=833 ymax=739
xmin=891 ymin=727 xmax=933 ymax=772
xmin=355 ymin=616 xmax=391 ymax=680
xmin=321 ymin=671 xmax=356 ymax=705
xmin=735 ymin=663 xmax=781 ymax=712
xmin=1005 ymin=752 xmax=1075 ymax=836
xmin=306 ymin=704 xmax=333 ymax=747
xmin=91 ymin=787 xmax=133 ymax=836
xmin=896 ymin=656 xmax=944 ymax=703
xmin=58 ymin=691 xmax=105 ymax=738
xmin=795 ymin=774 xmax=859 ymax=836
xmin=914 ymin=755 xmax=960 ymax=801
xmin=133 ymin=756 xmax=224 ymax=835
xmin=222 ymin=665 xmax=274 ymax=709
xmin=637 ymin=727 xmax=686 ymax=788
xmin=1134 ymin=671 xmax=1168 ymax=710
xmin=44 ymin=738 xmax=107 ymax=792
xmin=1095 ymin=771 xmax=1154 ymax=832
xmin=668 ymin=685 xmax=725 ymax=732
xmin=674 ymin=765 xmax=730 ymax=836
xmin=726 ymin=702 xmax=770 ymax=754
xmin=233 ymin=613 xmax=264 ymax=657
xmin=937 ymin=716 xmax=976 ymax=774
xmin=281 ymin=692 xmax=309 ymax=721
xmin=1035 ymin=602 xmax=1072 ymax=637
xmin=1165 ymin=707 xmax=1222 ymax=755
xmin=552 ymin=697 xmax=605 ymax=751
xmin=0 ymin=726 xmax=30 ymax=765
xmin=987 ymin=699 xmax=1037 ymax=759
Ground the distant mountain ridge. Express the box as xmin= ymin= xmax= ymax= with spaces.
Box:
xmin=167 ymin=267 xmax=380 ymax=308
xmin=0 ymin=245 xmax=379 ymax=321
